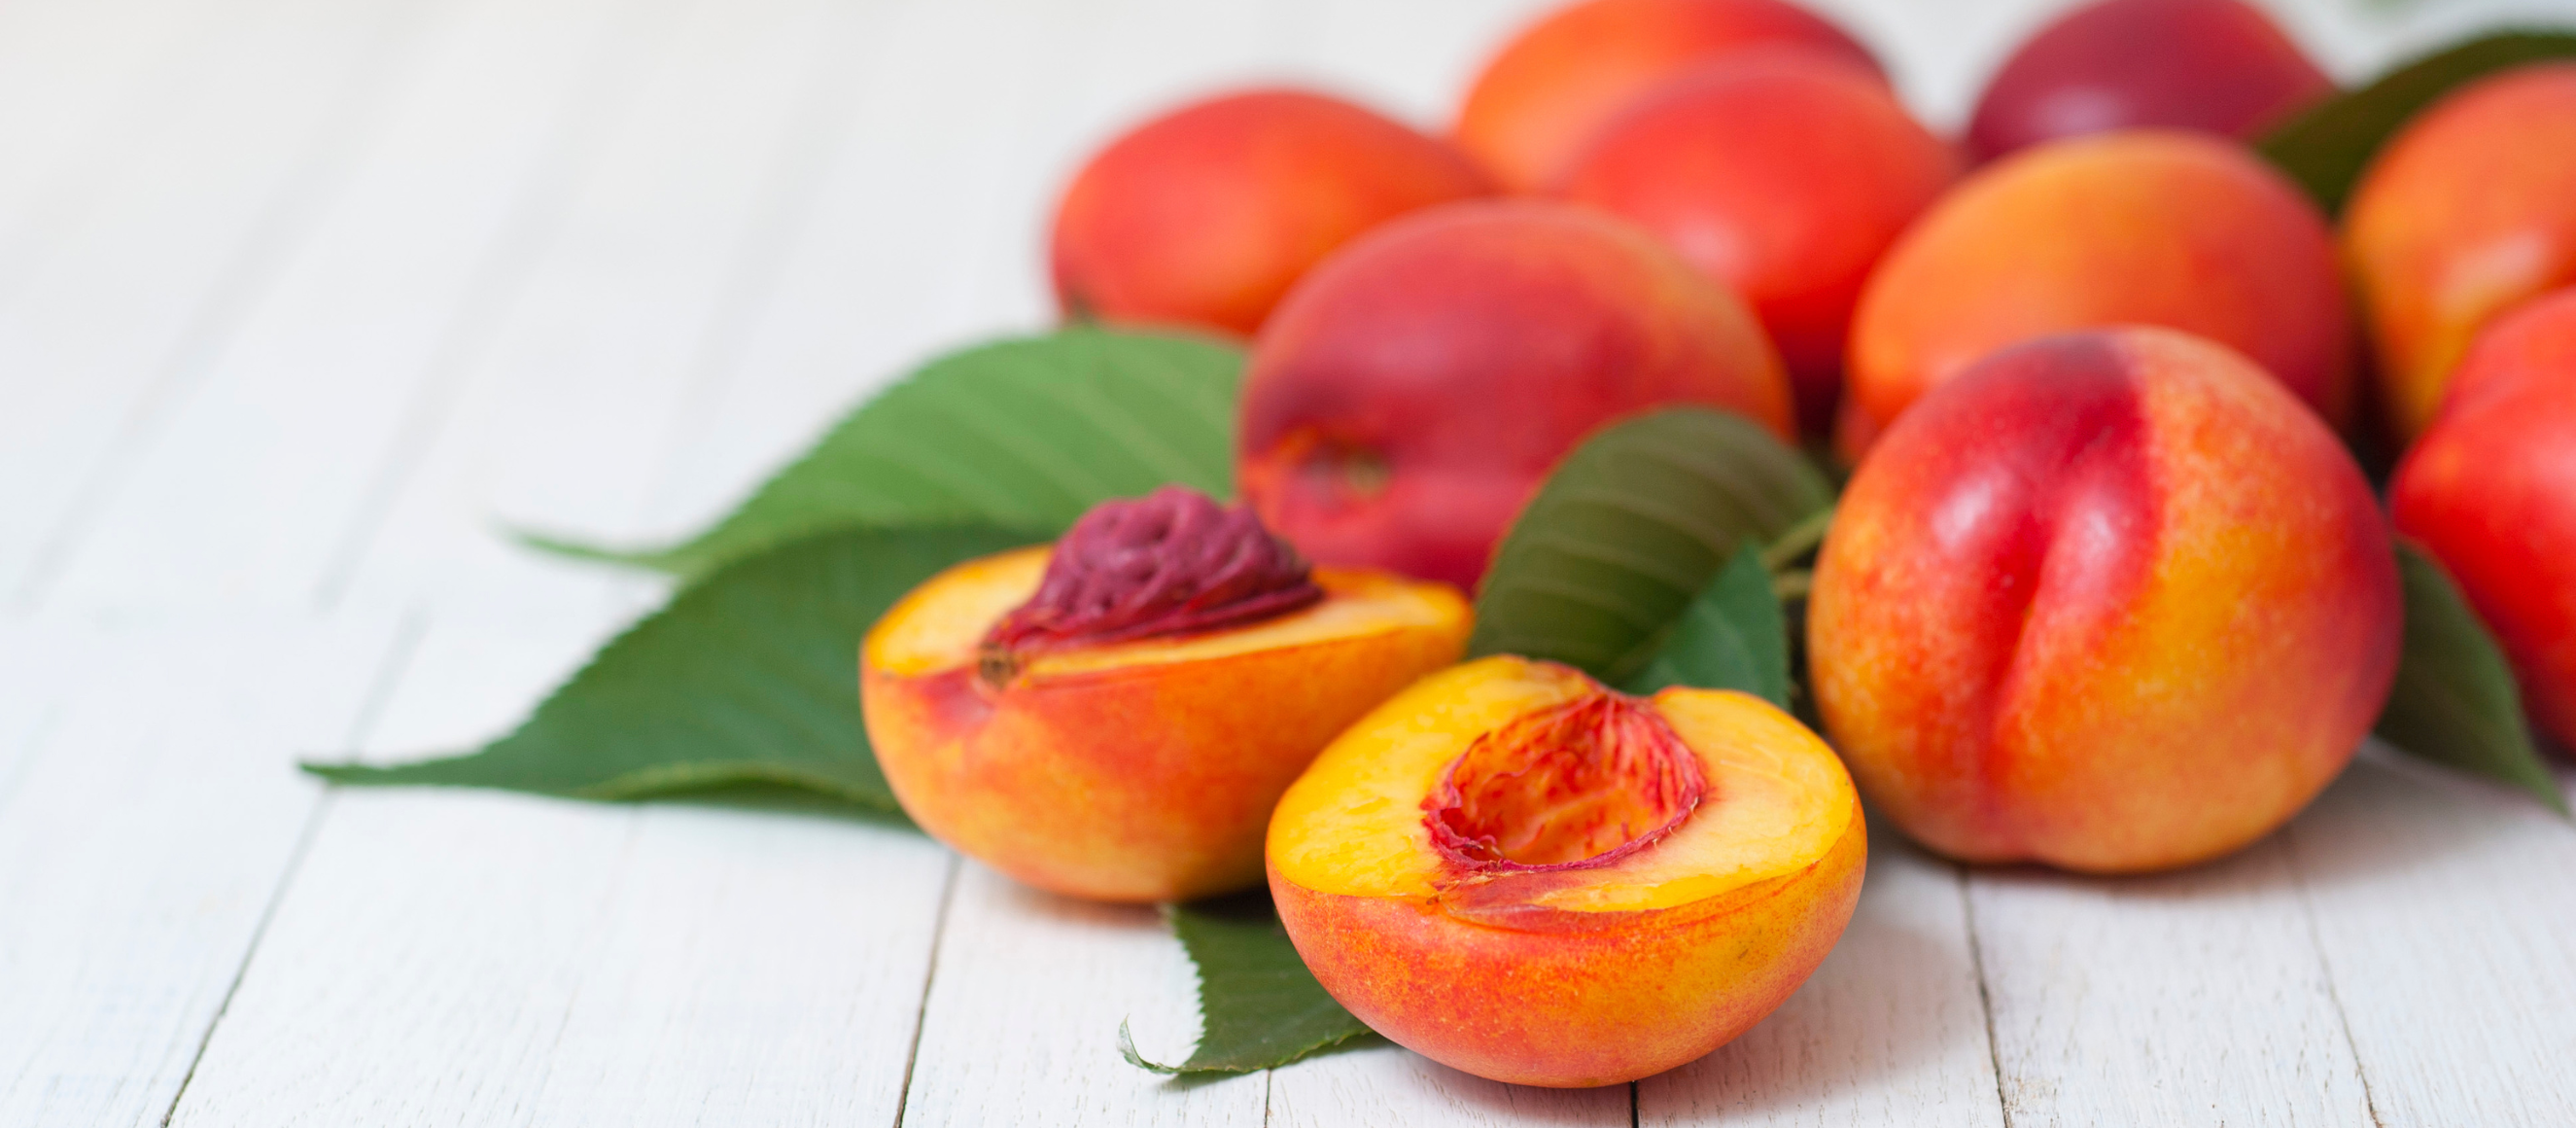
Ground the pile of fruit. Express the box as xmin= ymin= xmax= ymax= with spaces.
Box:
xmin=869 ymin=0 xmax=2576 ymax=1088
xmin=329 ymin=0 xmax=2576 ymax=1094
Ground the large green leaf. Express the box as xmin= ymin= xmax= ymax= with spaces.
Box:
xmin=525 ymin=328 xmax=1243 ymax=581
xmin=306 ymin=526 xmax=1035 ymax=808
xmin=1620 ymin=545 xmax=1790 ymax=706
xmin=2375 ymin=543 xmax=2570 ymax=816
xmin=2259 ymin=30 xmax=2576 ymax=216
xmin=1468 ymin=408 xmax=1832 ymax=685
xmin=1121 ymin=892 xmax=1375 ymax=1075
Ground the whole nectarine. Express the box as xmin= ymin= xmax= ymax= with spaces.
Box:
xmin=1049 ymin=88 xmax=1493 ymax=338
xmin=1555 ymin=52 xmax=1959 ymax=435
xmin=1452 ymin=0 xmax=1881 ymax=193
xmin=2391 ymin=288 xmax=2576 ymax=752
xmin=861 ymin=486 xmax=1470 ymax=902
xmin=1268 ymin=655 xmax=1864 ymax=1087
xmin=1238 ymin=199 xmax=1793 ymax=589
xmin=1966 ymin=0 xmax=2332 ymax=161
xmin=1811 ymin=327 xmax=2400 ymax=872
xmin=1843 ymin=129 xmax=2351 ymax=458
xmin=2345 ymin=62 xmax=2576 ymax=441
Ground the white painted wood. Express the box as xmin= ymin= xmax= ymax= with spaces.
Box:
xmin=1637 ymin=828 xmax=2003 ymax=1128
xmin=900 ymin=864 xmax=1268 ymax=1128
xmin=331 ymin=0 xmax=891 ymax=616
xmin=28 ymin=0 xmax=637 ymax=614
xmin=0 ymin=616 xmax=403 ymax=1128
xmin=1269 ymin=1043 xmax=1630 ymax=1127
xmin=1966 ymin=839 xmax=2372 ymax=1127
xmin=2285 ymin=749 xmax=2576 ymax=1127
xmin=166 ymin=611 xmax=958 ymax=1128
xmin=0 ymin=0 xmax=434 ymax=602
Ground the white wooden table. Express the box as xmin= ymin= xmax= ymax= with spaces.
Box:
xmin=6 ymin=0 xmax=2576 ymax=1123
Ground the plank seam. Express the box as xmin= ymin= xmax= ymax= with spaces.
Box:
xmin=1958 ymin=864 xmax=2013 ymax=1128
xmin=159 ymin=608 xmax=432 ymax=1126
xmin=892 ymin=852 xmax=963 ymax=1128
xmin=2280 ymin=822 xmax=2390 ymax=1128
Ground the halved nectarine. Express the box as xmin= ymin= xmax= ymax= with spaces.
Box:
xmin=861 ymin=487 xmax=1471 ymax=903
xmin=1267 ymin=655 xmax=1865 ymax=1087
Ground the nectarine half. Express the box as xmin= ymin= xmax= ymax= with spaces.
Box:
xmin=862 ymin=487 xmax=1471 ymax=902
xmin=1268 ymin=655 xmax=1864 ymax=1087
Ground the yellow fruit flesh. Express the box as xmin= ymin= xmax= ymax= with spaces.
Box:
xmin=1268 ymin=655 xmax=1859 ymax=913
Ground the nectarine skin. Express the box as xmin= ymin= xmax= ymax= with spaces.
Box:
xmin=1843 ymin=129 xmax=2351 ymax=459
xmin=1966 ymin=0 xmax=2331 ymax=161
xmin=2345 ymin=63 xmax=2576 ymax=441
xmin=1049 ymin=88 xmax=1492 ymax=338
xmin=1239 ymin=200 xmax=1792 ymax=589
xmin=1269 ymin=657 xmax=1864 ymax=1087
xmin=1555 ymin=52 xmax=1959 ymax=435
xmin=863 ymin=548 xmax=1469 ymax=903
xmin=2392 ymin=288 xmax=2576 ymax=753
xmin=1811 ymin=328 xmax=2400 ymax=872
xmin=1453 ymin=0 xmax=1882 ymax=193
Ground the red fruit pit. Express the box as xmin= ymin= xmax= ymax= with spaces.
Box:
xmin=1426 ymin=690 xmax=1709 ymax=871
xmin=981 ymin=486 xmax=1322 ymax=673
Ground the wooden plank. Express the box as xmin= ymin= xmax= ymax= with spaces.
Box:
xmin=170 ymin=0 xmax=979 ymax=1120
xmin=2286 ymin=750 xmax=2576 ymax=1127
xmin=166 ymin=611 xmax=957 ymax=1128
xmin=0 ymin=0 xmax=436 ymax=602
xmin=1637 ymin=828 xmax=2003 ymax=1128
xmin=0 ymin=617 xmax=404 ymax=1128
xmin=1965 ymin=838 xmax=2371 ymax=1127
xmin=26 ymin=0 xmax=636 ymax=614
xmin=900 ymin=864 xmax=1268 ymax=1128
xmin=0 ymin=0 xmax=217 ymax=246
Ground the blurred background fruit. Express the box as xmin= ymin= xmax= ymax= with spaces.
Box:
xmin=2391 ymin=288 xmax=2576 ymax=754
xmin=1967 ymin=0 xmax=2333 ymax=162
xmin=1049 ymin=88 xmax=1493 ymax=338
xmin=1843 ymin=128 xmax=2350 ymax=458
xmin=2345 ymin=62 xmax=2576 ymax=441
xmin=1451 ymin=0 xmax=1881 ymax=193
xmin=1554 ymin=51 xmax=1958 ymax=437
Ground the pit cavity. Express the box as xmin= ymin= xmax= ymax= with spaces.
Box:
xmin=1424 ymin=690 xmax=1708 ymax=871
xmin=979 ymin=486 xmax=1322 ymax=681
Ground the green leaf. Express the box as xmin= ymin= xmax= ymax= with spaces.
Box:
xmin=2375 ymin=542 xmax=2571 ymax=816
xmin=1467 ymin=407 xmax=1833 ymax=685
xmin=1620 ymin=546 xmax=1790 ymax=706
xmin=1121 ymin=891 xmax=1375 ymax=1075
xmin=306 ymin=525 xmax=1036 ymax=808
xmin=523 ymin=328 xmax=1244 ymax=581
xmin=2258 ymin=30 xmax=2576 ymax=216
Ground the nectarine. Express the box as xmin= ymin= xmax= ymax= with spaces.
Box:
xmin=1810 ymin=328 xmax=2400 ymax=872
xmin=1966 ymin=0 xmax=2332 ymax=161
xmin=2391 ymin=288 xmax=2576 ymax=753
xmin=861 ymin=486 xmax=1470 ymax=902
xmin=1843 ymin=129 xmax=2351 ymax=458
xmin=1239 ymin=200 xmax=1792 ymax=589
xmin=1452 ymin=0 xmax=1881 ymax=192
xmin=2345 ymin=62 xmax=2576 ymax=441
xmin=1268 ymin=655 xmax=1864 ymax=1087
xmin=1049 ymin=88 xmax=1492 ymax=337
xmin=1555 ymin=52 xmax=1959 ymax=435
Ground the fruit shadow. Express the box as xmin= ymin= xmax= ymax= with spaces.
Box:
xmin=1640 ymin=826 xmax=1988 ymax=1118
